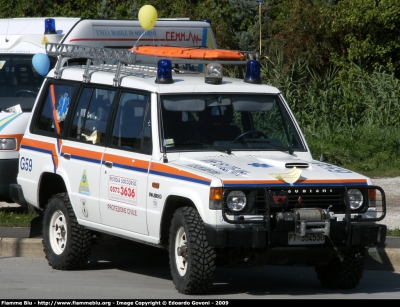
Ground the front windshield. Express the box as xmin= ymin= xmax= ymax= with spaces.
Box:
xmin=161 ymin=93 xmax=306 ymax=153
xmin=0 ymin=54 xmax=56 ymax=112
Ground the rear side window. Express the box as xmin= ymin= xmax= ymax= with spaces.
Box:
xmin=68 ymin=87 xmax=116 ymax=145
xmin=34 ymin=83 xmax=75 ymax=136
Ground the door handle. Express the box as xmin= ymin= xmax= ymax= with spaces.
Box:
xmin=105 ymin=161 xmax=113 ymax=168
xmin=63 ymin=153 xmax=71 ymax=160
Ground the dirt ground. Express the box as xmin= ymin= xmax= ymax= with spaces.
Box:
xmin=372 ymin=177 xmax=400 ymax=230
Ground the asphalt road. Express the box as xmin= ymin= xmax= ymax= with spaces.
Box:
xmin=1 ymin=251 xmax=400 ymax=299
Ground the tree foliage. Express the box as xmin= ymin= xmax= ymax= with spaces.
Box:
xmin=263 ymin=0 xmax=400 ymax=77
xmin=325 ymin=0 xmax=400 ymax=77
xmin=1 ymin=0 xmax=399 ymax=76
xmin=263 ymin=0 xmax=331 ymax=72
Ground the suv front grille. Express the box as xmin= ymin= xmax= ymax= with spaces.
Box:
xmin=254 ymin=187 xmax=344 ymax=215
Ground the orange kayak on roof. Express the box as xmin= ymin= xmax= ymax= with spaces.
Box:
xmin=130 ymin=45 xmax=246 ymax=60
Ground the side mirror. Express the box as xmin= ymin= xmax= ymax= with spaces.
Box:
xmin=32 ymin=53 xmax=50 ymax=76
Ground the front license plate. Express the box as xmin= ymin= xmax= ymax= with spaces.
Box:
xmin=288 ymin=232 xmax=325 ymax=245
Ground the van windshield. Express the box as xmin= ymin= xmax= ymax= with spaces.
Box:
xmin=161 ymin=93 xmax=306 ymax=153
xmin=0 ymin=54 xmax=56 ymax=112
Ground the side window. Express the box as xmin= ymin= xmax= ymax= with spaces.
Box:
xmin=34 ymin=83 xmax=75 ymax=135
xmin=111 ymin=92 xmax=152 ymax=154
xmin=68 ymin=87 xmax=115 ymax=145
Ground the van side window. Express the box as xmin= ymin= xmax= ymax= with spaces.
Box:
xmin=68 ymin=87 xmax=115 ymax=145
xmin=0 ymin=55 xmax=56 ymax=100
xmin=34 ymin=83 xmax=75 ymax=135
xmin=110 ymin=92 xmax=152 ymax=154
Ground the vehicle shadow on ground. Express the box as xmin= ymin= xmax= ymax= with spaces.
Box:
xmin=84 ymin=236 xmax=400 ymax=297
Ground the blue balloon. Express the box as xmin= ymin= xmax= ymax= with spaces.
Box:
xmin=32 ymin=53 xmax=50 ymax=76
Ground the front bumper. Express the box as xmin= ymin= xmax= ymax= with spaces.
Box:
xmin=0 ymin=158 xmax=18 ymax=201
xmin=9 ymin=183 xmax=28 ymax=208
xmin=206 ymin=185 xmax=387 ymax=250
xmin=204 ymin=223 xmax=387 ymax=249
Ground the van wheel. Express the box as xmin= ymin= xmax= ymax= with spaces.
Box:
xmin=315 ymin=246 xmax=366 ymax=289
xmin=42 ymin=192 xmax=91 ymax=270
xmin=169 ymin=207 xmax=216 ymax=294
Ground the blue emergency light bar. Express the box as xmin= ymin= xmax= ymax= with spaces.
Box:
xmin=44 ymin=18 xmax=57 ymax=34
xmin=244 ymin=60 xmax=262 ymax=84
xmin=156 ymin=60 xmax=174 ymax=84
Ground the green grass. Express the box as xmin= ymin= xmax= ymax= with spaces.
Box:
xmin=387 ymin=229 xmax=400 ymax=237
xmin=0 ymin=210 xmax=39 ymax=227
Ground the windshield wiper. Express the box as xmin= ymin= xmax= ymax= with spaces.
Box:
xmin=184 ymin=140 xmax=232 ymax=154
xmin=235 ymin=138 xmax=294 ymax=155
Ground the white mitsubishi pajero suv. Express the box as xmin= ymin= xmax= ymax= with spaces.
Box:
xmin=11 ymin=42 xmax=387 ymax=294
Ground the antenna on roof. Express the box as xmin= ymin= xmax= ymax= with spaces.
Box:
xmin=5 ymin=0 xmax=14 ymax=42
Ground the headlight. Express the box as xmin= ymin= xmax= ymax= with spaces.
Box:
xmin=227 ymin=191 xmax=246 ymax=211
xmin=348 ymin=189 xmax=363 ymax=210
xmin=0 ymin=138 xmax=17 ymax=150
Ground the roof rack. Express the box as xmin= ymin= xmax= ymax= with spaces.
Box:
xmin=46 ymin=43 xmax=137 ymax=64
xmin=46 ymin=42 xmax=254 ymax=85
xmin=46 ymin=43 xmax=137 ymax=85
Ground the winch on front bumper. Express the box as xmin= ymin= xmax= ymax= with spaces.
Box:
xmin=205 ymin=185 xmax=387 ymax=250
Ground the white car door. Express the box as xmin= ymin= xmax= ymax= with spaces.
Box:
xmin=61 ymin=86 xmax=116 ymax=223
xmin=99 ymin=92 xmax=151 ymax=235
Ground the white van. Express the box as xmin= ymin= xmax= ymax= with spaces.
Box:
xmin=0 ymin=17 xmax=217 ymax=203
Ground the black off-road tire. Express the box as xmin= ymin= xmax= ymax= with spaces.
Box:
xmin=169 ymin=206 xmax=216 ymax=294
xmin=42 ymin=192 xmax=92 ymax=270
xmin=315 ymin=246 xmax=366 ymax=289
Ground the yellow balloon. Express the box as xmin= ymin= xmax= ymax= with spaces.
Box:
xmin=138 ymin=5 xmax=158 ymax=31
